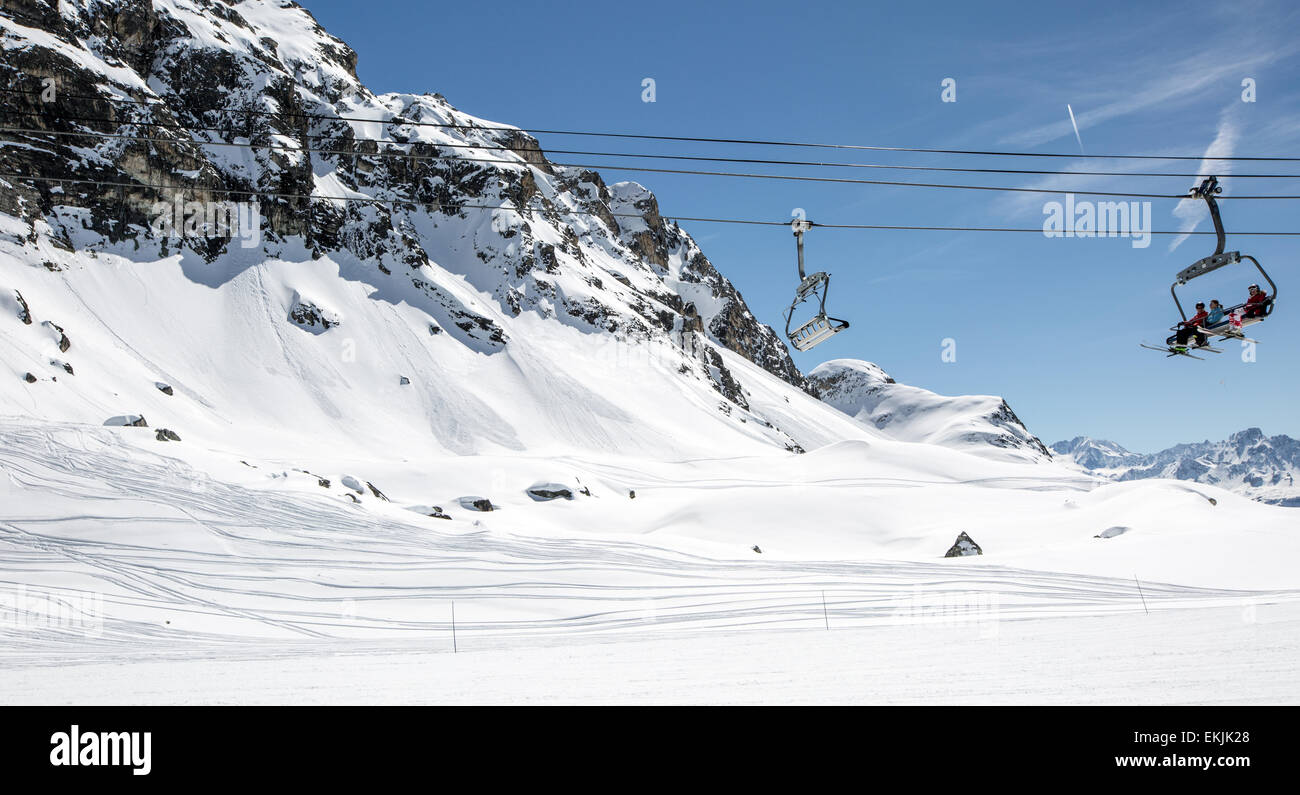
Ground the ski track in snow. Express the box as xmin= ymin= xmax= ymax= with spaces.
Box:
xmin=2 ymin=419 xmax=1296 ymax=679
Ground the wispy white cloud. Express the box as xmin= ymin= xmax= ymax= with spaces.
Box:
xmin=1001 ymin=47 xmax=1294 ymax=149
xmin=1168 ymin=112 xmax=1240 ymax=252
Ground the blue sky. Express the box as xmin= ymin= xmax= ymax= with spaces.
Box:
xmin=303 ymin=0 xmax=1299 ymax=451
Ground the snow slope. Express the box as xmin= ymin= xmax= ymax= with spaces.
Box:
xmin=809 ymin=359 xmax=1051 ymax=462
xmin=1 ymin=0 xmax=1298 ymax=704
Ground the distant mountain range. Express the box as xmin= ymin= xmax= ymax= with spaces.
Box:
xmin=1051 ymin=429 xmax=1300 ymax=506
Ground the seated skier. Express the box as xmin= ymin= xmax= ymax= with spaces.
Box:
xmin=1243 ymin=283 xmax=1270 ymax=318
xmin=1204 ymin=299 xmax=1226 ymax=328
xmin=1170 ymin=302 xmax=1210 ymax=349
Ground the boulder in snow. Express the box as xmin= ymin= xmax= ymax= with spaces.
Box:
xmin=527 ymin=482 xmax=574 ymax=501
xmin=287 ymin=294 xmax=341 ymax=333
xmin=156 ymin=382 xmax=174 ymax=396
xmin=458 ymin=496 xmax=495 ymax=512
xmin=407 ymin=505 xmax=452 ymax=520
xmin=155 ymin=429 xmax=182 ymax=442
xmin=3 ymin=289 xmax=32 ymax=325
xmin=944 ymin=531 xmax=983 ymax=557
xmin=22 ymin=372 xmax=36 ymax=383
xmin=104 ymin=415 xmax=148 ymax=428
xmin=41 ymin=320 xmax=71 ymax=352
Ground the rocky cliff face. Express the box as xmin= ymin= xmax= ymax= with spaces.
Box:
xmin=1052 ymin=429 xmax=1300 ymax=506
xmin=0 ymin=0 xmax=806 ymax=406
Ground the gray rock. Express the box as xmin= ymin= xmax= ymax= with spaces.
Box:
xmin=288 ymin=295 xmax=341 ymax=333
xmin=156 ymin=382 xmax=174 ymax=396
xmin=944 ymin=531 xmax=983 ymax=557
xmin=155 ymin=428 xmax=181 ymax=442
xmin=527 ymin=482 xmax=574 ymax=501
xmin=13 ymin=290 xmax=32 ymax=325
xmin=458 ymin=496 xmax=495 ymax=512
xmin=43 ymin=321 xmax=71 ymax=353
xmin=104 ymin=414 xmax=148 ymax=427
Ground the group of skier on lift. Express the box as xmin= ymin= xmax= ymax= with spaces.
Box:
xmin=1143 ymin=176 xmax=1278 ymax=359
xmin=1170 ymin=283 xmax=1272 ymax=351
xmin=781 ymin=176 xmax=1276 ymax=360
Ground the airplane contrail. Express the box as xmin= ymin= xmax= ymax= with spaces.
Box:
xmin=1067 ymin=104 xmax=1084 ymax=154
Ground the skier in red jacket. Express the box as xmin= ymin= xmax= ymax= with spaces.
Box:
xmin=1243 ymin=284 xmax=1270 ymax=318
xmin=1172 ymin=302 xmax=1210 ymax=348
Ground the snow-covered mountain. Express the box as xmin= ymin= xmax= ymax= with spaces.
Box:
xmin=0 ymin=0 xmax=840 ymax=461
xmin=3 ymin=0 xmax=1300 ymax=699
xmin=1051 ymin=430 xmax=1300 ymax=506
xmin=809 ymin=359 xmax=1051 ymax=463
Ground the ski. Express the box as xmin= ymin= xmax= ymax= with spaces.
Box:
xmin=1140 ymin=343 xmax=1205 ymax=360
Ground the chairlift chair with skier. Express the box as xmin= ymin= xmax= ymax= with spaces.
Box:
xmin=1141 ymin=176 xmax=1277 ymax=359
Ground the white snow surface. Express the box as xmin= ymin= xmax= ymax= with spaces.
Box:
xmin=0 ymin=0 xmax=1297 ymax=704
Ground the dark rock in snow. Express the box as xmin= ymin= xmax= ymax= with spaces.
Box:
xmin=527 ymin=482 xmax=574 ymax=501
xmin=944 ymin=531 xmax=983 ymax=557
xmin=366 ymin=481 xmax=389 ymax=501
xmin=458 ymin=496 xmax=495 ymax=512
xmin=104 ymin=415 xmax=148 ymax=427
xmin=43 ymin=321 xmax=71 ymax=352
xmin=51 ymin=359 xmax=73 ymax=375
xmin=346 ymin=493 xmax=360 ymax=503
xmin=628 ymin=490 xmax=636 ymax=499
xmin=155 ymin=428 xmax=181 ymax=442
xmin=156 ymin=382 xmax=174 ymax=396
xmin=13 ymin=290 xmax=32 ymax=325
xmin=399 ymin=376 xmax=411 ymax=385
xmin=288 ymin=295 xmax=341 ymax=333
xmin=752 ymin=545 xmax=762 ymax=554
xmin=23 ymin=372 xmax=37 ymax=383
